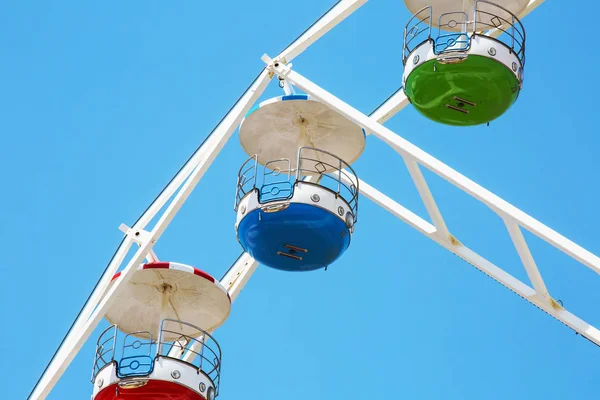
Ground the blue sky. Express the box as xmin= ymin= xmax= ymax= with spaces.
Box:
xmin=2 ymin=1 xmax=600 ymax=399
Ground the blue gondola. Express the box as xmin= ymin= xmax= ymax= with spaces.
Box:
xmin=234 ymin=147 xmax=359 ymax=272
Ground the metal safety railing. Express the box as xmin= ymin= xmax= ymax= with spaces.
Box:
xmin=91 ymin=325 xmax=118 ymax=383
xmin=118 ymin=331 xmax=154 ymax=378
xmin=436 ymin=11 xmax=472 ymax=53
xmin=403 ymin=6 xmax=432 ymax=63
xmin=297 ymin=147 xmax=359 ymax=223
xmin=474 ymin=0 xmax=526 ymax=64
xmin=402 ymin=0 xmax=526 ymax=65
xmin=234 ymin=146 xmax=359 ymax=222
xmin=90 ymin=319 xmax=222 ymax=395
xmin=261 ymin=158 xmax=294 ymax=203
xmin=159 ymin=319 xmax=222 ymax=394
xmin=234 ymin=154 xmax=259 ymax=210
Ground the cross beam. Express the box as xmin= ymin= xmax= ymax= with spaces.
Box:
xmin=268 ymin=58 xmax=600 ymax=346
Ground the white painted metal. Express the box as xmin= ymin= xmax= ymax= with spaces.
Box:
xmin=167 ymin=336 xmax=190 ymax=359
xmin=179 ymin=253 xmax=260 ymax=364
xmin=273 ymin=64 xmax=600 ymax=275
xmin=92 ymin=361 xmax=118 ymax=399
xmin=235 ymin=183 xmax=354 ymax=230
xmin=369 ymin=89 xmax=410 ymax=126
xmin=92 ymin=358 xmax=215 ymax=400
xmin=105 ymin=263 xmax=231 ymax=340
xmin=504 ymin=220 xmax=550 ymax=302
xmin=346 ymin=173 xmax=600 ymax=345
xmin=119 ymin=224 xmax=160 ymax=263
xmin=277 ymin=67 xmax=600 ymax=276
xmin=221 ymin=252 xmax=260 ymax=303
xmin=269 ymin=60 xmax=600 ymax=345
xmin=29 ymin=2 xmax=368 ymax=398
xmin=32 ymin=2 xmax=579 ymax=399
xmin=403 ymin=159 xmax=450 ymax=241
xmin=275 ymin=0 xmax=367 ymax=64
xmin=279 ymin=78 xmax=296 ymax=96
xmin=342 ymin=175 xmax=437 ymax=237
xmin=402 ymin=35 xmax=522 ymax=83
xmin=147 ymin=249 xmax=160 ymax=263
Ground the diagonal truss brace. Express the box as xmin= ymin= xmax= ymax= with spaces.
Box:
xmin=269 ymin=59 xmax=600 ymax=346
xmin=504 ymin=219 xmax=550 ymax=301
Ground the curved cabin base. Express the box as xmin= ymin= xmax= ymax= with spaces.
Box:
xmin=96 ymin=380 xmax=205 ymax=400
xmin=405 ymin=55 xmax=520 ymax=126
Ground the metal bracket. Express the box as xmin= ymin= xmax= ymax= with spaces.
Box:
xmin=118 ymin=224 xmax=159 ymax=262
xmin=262 ymin=54 xmax=293 ymax=78
xmin=118 ymin=224 xmax=154 ymax=245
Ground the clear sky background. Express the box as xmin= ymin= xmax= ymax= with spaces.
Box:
xmin=2 ymin=1 xmax=600 ymax=399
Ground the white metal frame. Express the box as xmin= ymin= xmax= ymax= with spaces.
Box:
xmin=267 ymin=57 xmax=600 ymax=342
xmin=31 ymin=1 xmax=599 ymax=399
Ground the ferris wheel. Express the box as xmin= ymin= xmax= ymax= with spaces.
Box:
xmin=28 ymin=0 xmax=600 ymax=399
